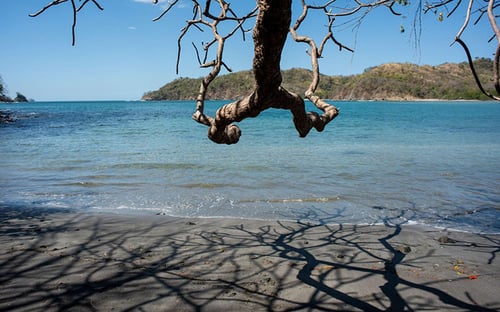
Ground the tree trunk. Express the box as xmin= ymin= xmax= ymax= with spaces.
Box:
xmin=205 ymin=0 xmax=338 ymax=144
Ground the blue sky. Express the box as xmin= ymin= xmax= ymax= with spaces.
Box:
xmin=0 ymin=0 xmax=495 ymax=101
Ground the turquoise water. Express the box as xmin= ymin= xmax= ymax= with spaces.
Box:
xmin=1 ymin=100 xmax=499 ymax=232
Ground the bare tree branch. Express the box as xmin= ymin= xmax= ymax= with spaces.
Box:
xmin=455 ymin=38 xmax=500 ymax=100
xmin=425 ymin=0 xmax=499 ymax=99
xmin=453 ymin=0 xmax=473 ymax=41
xmin=76 ymin=0 xmax=104 ymax=12
xmin=30 ymin=0 xmax=103 ymax=46
xmin=151 ymin=0 xmax=258 ymax=143
xmin=486 ymin=0 xmax=500 ymax=93
xmin=152 ymin=0 xmax=179 ymax=22
xmin=29 ymin=0 xmax=69 ymax=17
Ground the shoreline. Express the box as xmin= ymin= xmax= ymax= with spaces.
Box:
xmin=80 ymin=204 xmax=500 ymax=235
xmin=1 ymin=206 xmax=499 ymax=311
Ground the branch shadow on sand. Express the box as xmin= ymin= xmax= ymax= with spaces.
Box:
xmin=0 ymin=205 xmax=499 ymax=311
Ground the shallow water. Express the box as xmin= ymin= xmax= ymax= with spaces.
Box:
xmin=1 ymin=100 xmax=499 ymax=232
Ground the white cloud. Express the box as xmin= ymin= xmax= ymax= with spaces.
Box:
xmin=128 ymin=26 xmax=137 ymax=30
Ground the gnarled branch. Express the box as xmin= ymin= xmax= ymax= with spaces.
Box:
xmin=426 ymin=0 xmax=500 ymax=99
xmin=160 ymin=0 xmax=346 ymax=144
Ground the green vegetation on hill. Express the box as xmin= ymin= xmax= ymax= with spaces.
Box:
xmin=142 ymin=58 xmax=495 ymax=101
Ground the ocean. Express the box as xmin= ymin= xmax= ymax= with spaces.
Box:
xmin=1 ymin=100 xmax=499 ymax=233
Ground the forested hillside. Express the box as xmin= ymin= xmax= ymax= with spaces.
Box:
xmin=142 ymin=58 xmax=494 ymax=101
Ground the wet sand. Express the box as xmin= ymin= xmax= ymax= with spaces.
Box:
xmin=0 ymin=206 xmax=499 ymax=311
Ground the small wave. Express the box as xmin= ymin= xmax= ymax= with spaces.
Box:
xmin=53 ymin=181 xmax=107 ymax=187
xmin=179 ymin=183 xmax=240 ymax=189
xmin=80 ymin=174 xmax=119 ymax=180
xmin=110 ymin=162 xmax=202 ymax=170
xmin=238 ymin=196 xmax=341 ymax=204
xmin=342 ymin=150 xmax=365 ymax=155
xmin=52 ymin=181 xmax=146 ymax=188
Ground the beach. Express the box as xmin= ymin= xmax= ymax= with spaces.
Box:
xmin=1 ymin=206 xmax=498 ymax=311
xmin=1 ymin=101 xmax=499 ymax=310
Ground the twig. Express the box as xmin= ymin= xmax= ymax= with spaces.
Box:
xmin=487 ymin=0 xmax=500 ymax=93
xmin=152 ymin=0 xmax=179 ymax=22
xmin=30 ymin=0 xmax=104 ymax=46
xmin=452 ymin=0 xmax=473 ymax=43
xmin=455 ymin=38 xmax=500 ymax=100
xmin=70 ymin=0 xmax=77 ymax=46
xmin=29 ymin=0 xmax=68 ymax=17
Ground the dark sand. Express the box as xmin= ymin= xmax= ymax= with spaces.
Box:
xmin=0 ymin=206 xmax=499 ymax=311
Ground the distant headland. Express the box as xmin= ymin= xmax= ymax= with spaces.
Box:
xmin=142 ymin=58 xmax=495 ymax=101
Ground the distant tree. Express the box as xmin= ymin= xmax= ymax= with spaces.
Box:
xmin=14 ymin=92 xmax=29 ymax=102
xmin=30 ymin=0 xmax=499 ymax=144
xmin=0 ymin=75 xmax=13 ymax=102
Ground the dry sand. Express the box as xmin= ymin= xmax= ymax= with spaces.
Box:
xmin=0 ymin=206 xmax=499 ymax=311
